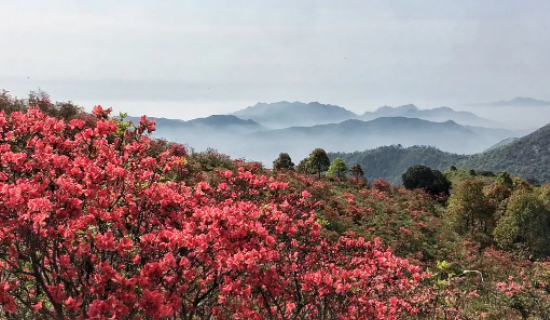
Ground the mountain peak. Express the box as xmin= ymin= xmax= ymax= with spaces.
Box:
xmin=195 ymin=114 xmax=260 ymax=126
xmin=231 ymin=101 xmax=357 ymax=129
xmin=395 ymin=104 xmax=419 ymax=111
xmin=442 ymin=119 xmax=458 ymax=125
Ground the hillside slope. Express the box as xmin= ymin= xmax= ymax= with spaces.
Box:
xmin=462 ymin=123 xmax=550 ymax=182
xmin=333 ymin=122 xmax=550 ymax=184
xmin=483 ymin=137 xmax=519 ymax=152
xmin=331 ymin=146 xmax=467 ymax=185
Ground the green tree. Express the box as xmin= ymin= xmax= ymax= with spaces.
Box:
xmin=307 ymin=148 xmax=331 ymax=179
xmin=272 ymin=153 xmax=294 ymax=172
xmin=327 ymin=158 xmax=348 ymax=179
xmin=495 ymin=171 xmax=513 ymax=189
xmin=446 ymin=179 xmax=494 ymax=235
xmin=493 ymin=189 xmax=550 ymax=256
xmin=401 ymin=165 xmax=451 ymax=196
xmin=295 ymin=158 xmax=311 ymax=174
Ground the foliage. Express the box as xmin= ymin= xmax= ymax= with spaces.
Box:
xmin=295 ymin=157 xmax=311 ymax=174
xmin=493 ymin=189 xmax=550 ymax=255
xmin=445 ymin=179 xmax=494 ymax=246
xmin=494 ymin=261 xmax=550 ymax=318
xmin=444 ymin=169 xmax=496 ymax=187
xmin=326 ymin=158 xmax=347 ymax=179
xmin=307 ymin=148 xmax=331 ymax=179
xmin=0 ymin=90 xmax=31 ymax=115
xmin=496 ymin=171 xmax=514 ymax=189
xmin=1 ymin=89 xmax=85 ymax=122
xmin=272 ymin=152 xmax=294 ymax=172
xmin=188 ymin=147 xmax=234 ymax=172
xmin=402 ymin=165 xmax=451 ymax=196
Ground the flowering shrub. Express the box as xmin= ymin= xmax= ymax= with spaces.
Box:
xmin=372 ymin=178 xmax=392 ymax=193
xmin=0 ymin=107 xmax=427 ymax=319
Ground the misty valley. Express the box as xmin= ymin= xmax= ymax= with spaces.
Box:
xmin=130 ymin=100 xmax=545 ymax=183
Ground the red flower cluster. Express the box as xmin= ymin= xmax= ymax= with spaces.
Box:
xmin=0 ymin=107 xmax=426 ymax=319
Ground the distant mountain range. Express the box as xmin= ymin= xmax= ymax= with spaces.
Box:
xmin=361 ymin=104 xmax=501 ymax=128
xmin=129 ymin=111 xmax=526 ymax=167
xmin=236 ymin=117 xmax=526 ymax=165
xmin=332 ymin=121 xmax=550 ymax=184
xmin=467 ymin=97 xmax=550 ymax=107
xmin=234 ymin=118 xmax=474 ymax=165
xmin=231 ymin=101 xmax=356 ymax=129
xmin=121 ymin=100 xmax=538 ymax=172
xmin=230 ymin=101 xmax=500 ymax=129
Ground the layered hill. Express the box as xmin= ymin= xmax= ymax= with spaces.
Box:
xmin=132 ymin=111 xmax=524 ymax=168
xmin=332 ymin=122 xmax=550 ymax=184
xmin=233 ymin=117 xmax=518 ymax=166
xmin=361 ymin=104 xmax=500 ymax=128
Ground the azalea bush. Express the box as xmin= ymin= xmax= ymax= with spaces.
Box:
xmin=0 ymin=106 xmax=429 ymax=319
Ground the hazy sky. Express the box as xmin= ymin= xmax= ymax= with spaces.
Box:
xmin=1 ymin=0 xmax=549 ymax=120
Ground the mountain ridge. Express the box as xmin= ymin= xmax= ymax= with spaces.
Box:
xmin=466 ymin=97 xmax=550 ymax=107
xmin=230 ymin=101 xmax=500 ymax=129
xmin=361 ymin=104 xmax=500 ymax=128
xmin=231 ymin=101 xmax=357 ymax=129
xmin=232 ymin=116 xmax=520 ymax=166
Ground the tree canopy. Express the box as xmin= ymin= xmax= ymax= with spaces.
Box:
xmin=273 ymin=152 xmax=295 ymax=172
xmin=493 ymin=189 xmax=550 ymax=255
xmin=307 ymin=148 xmax=331 ymax=179
xmin=327 ymin=158 xmax=348 ymax=179
xmin=401 ymin=165 xmax=451 ymax=196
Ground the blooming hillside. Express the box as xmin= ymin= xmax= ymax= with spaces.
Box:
xmin=0 ymin=106 xmax=426 ymax=319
